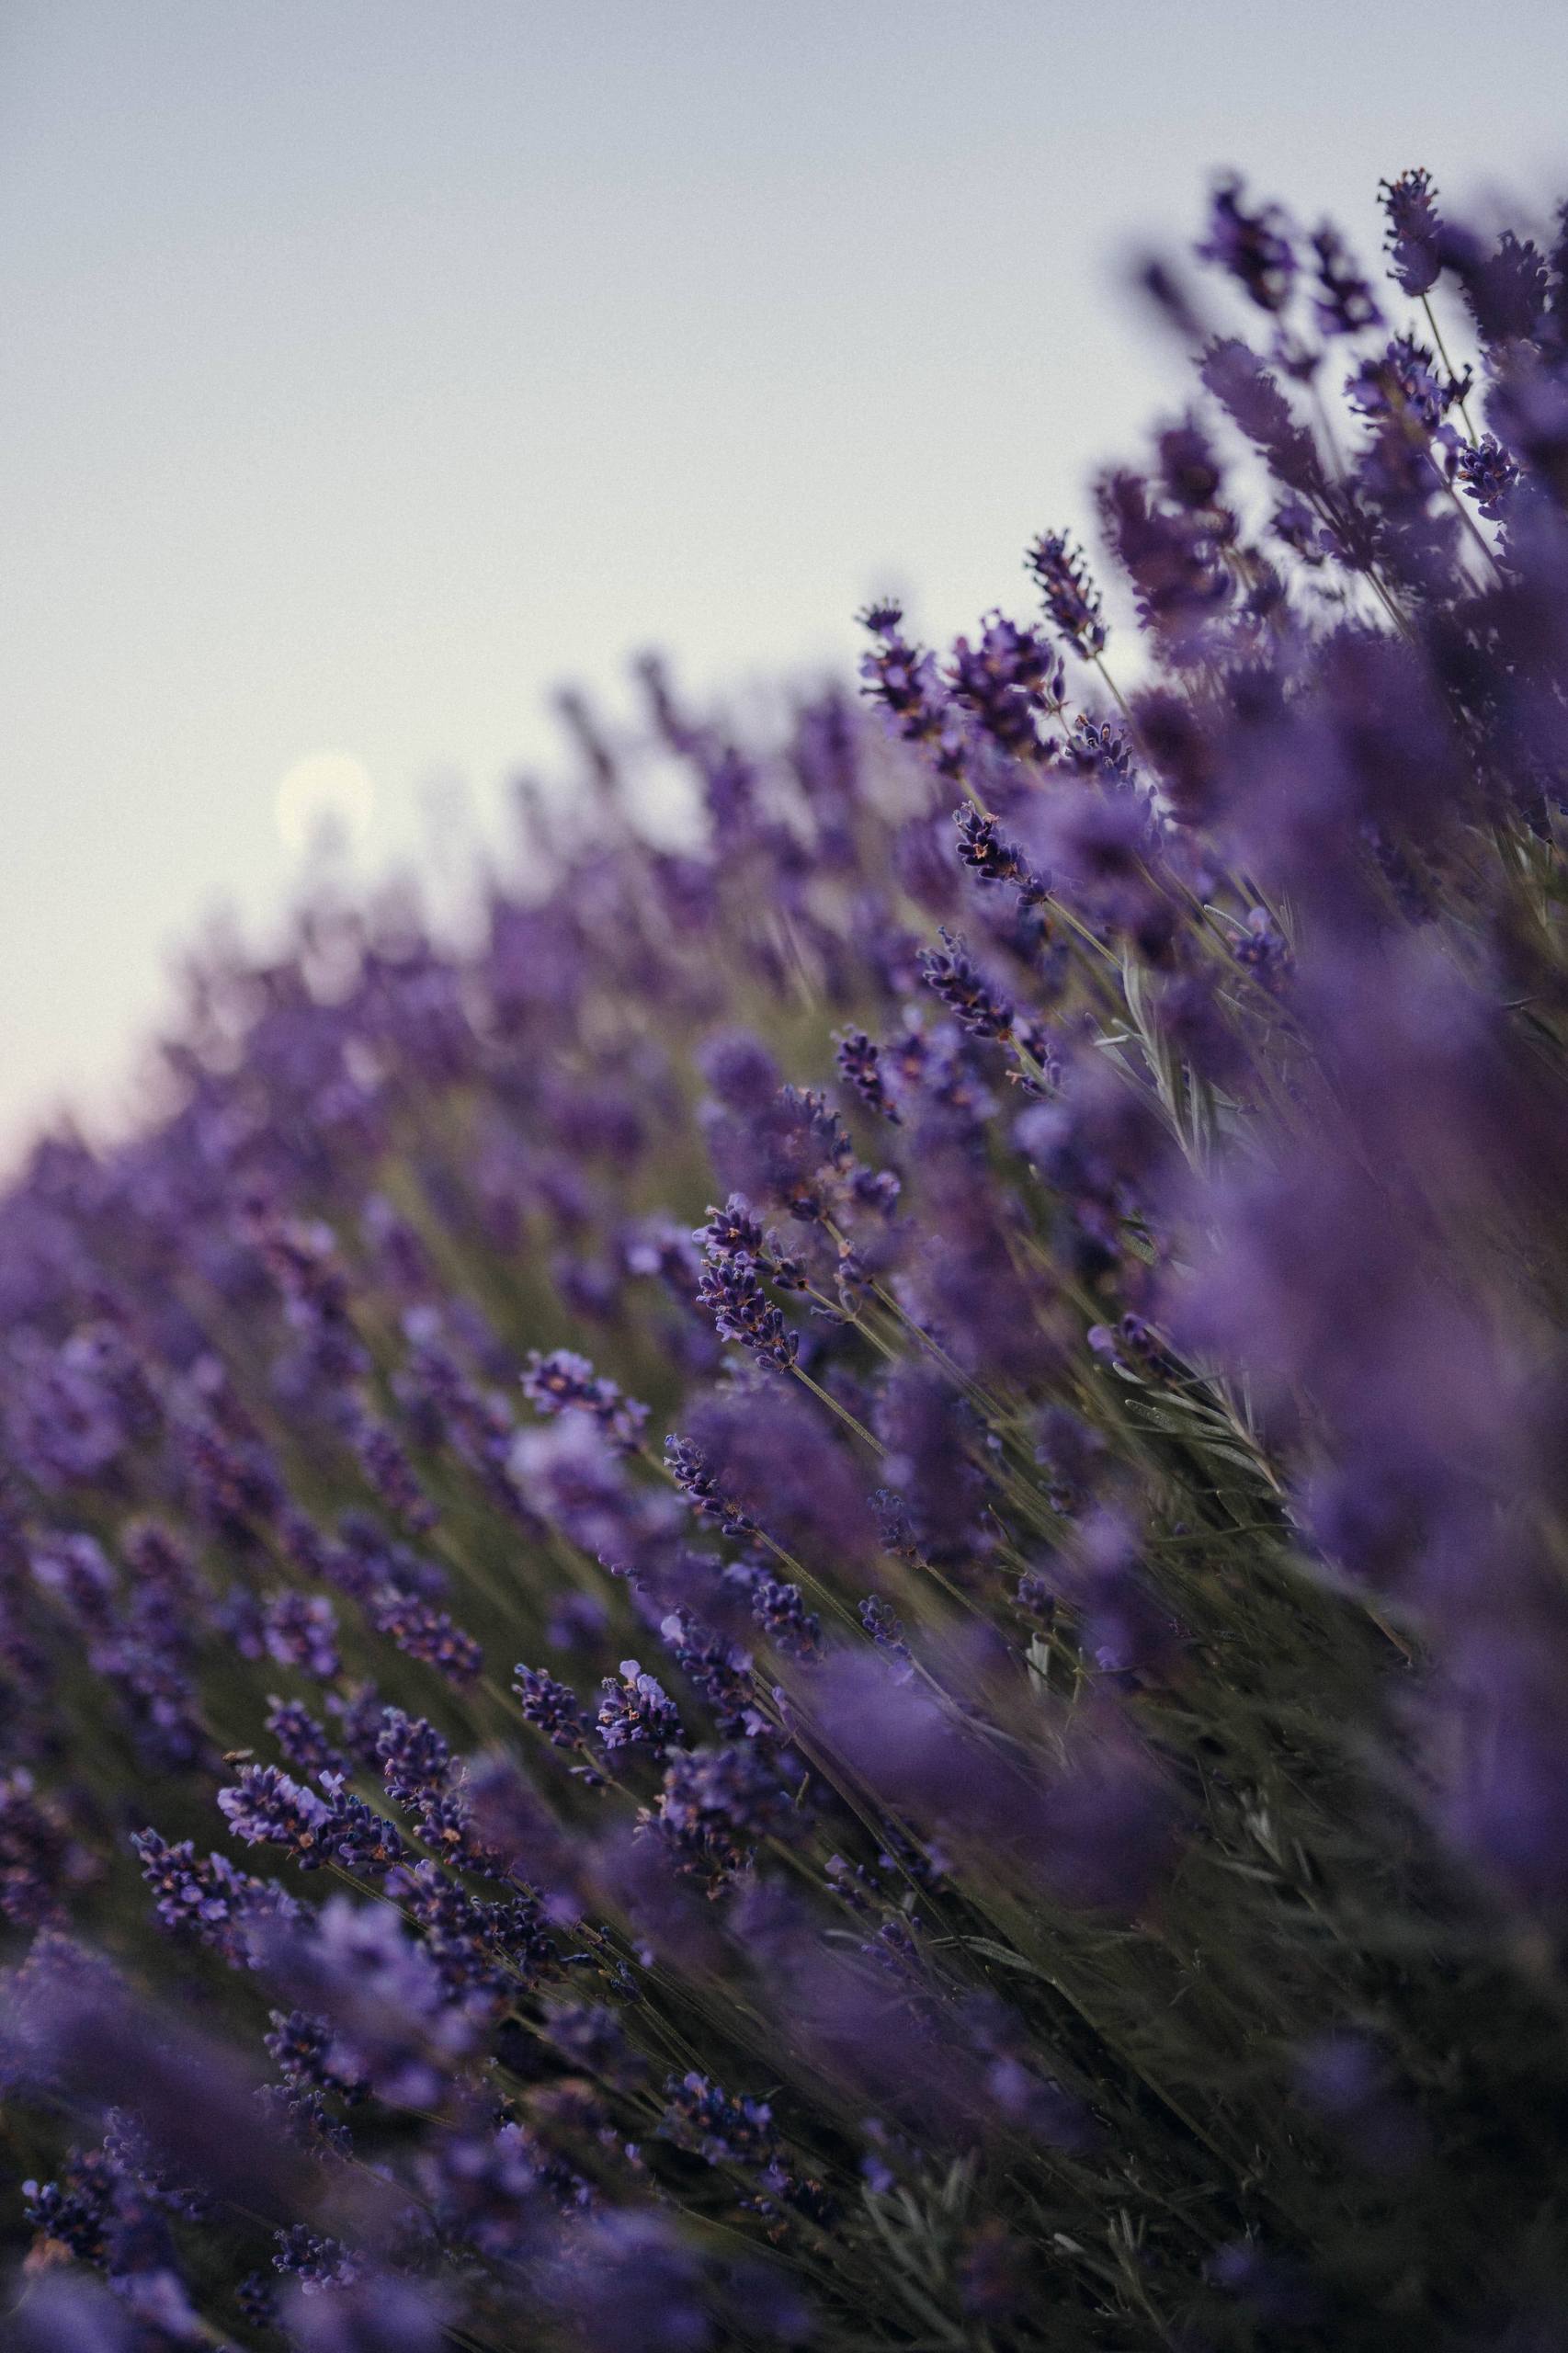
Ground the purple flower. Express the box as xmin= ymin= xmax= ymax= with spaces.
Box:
xmin=374 ymin=1707 xmax=452 ymax=1802
xmin=1199 ymin=337 xmax=1324 ymax=494
xmin=874 ymin=1364 xmax=990 ymax=1566
xmin=523 ymin=1347 xmax=649 ymax=1448
xmin=1198 ymin=175 xmax=1298 ymax=313
xmin=267 ymin=1694 xmax=351 ymax=1781
xmin=274 ymin=2221 xmax=362 ymax=2294
xmin=1312 ymin=222 xmax=1382 ymax=337
xmin=1294 ymin=2030 xmax=1426 ymax=2172
xmin=656 ymin=1608 xmax=763 ymax=1741
xmin=218 ymin=1763 xmax=335 ymax=1866
xmin=916 ymin=928 xmax=1016 ymax=1041
xmin=659 ymin=2069 xmax=778 ymax=2166
xmin=834 ymin=1028 xmax=902 ymax=1124
xmin=262 ymin=1590 xmax=341 ymax=1679
xmin=273 ymin=1893 xmax=479 ymax=2106
xmin=682 ymin=1384 xmax=878 ymax=1570
xmin=952 ymin=804 xmax=1051 ymax=904
xmin=347 ymin=1406 xmax=437 ymax=1529
xmin=1025 ymin=530 xmax=1108 ymax=658
xmin=858 ymin=603 xmax=966 ymax=772
xmin=1380 ymin=166 xmax=1444 ymax=296
xmin=369 ymin=1587 xmax=483 ymax=1686
xmin=132 ymin=1827 xmax=301 ymax=1961
xmin=944 ymin=611 xmax=1064 ymax=753
xmin=655 ymin=1740 xmax=801 ymax=1878
xmin=694 ymin=1251 xmax=799 ymax=1374
xmin=740 ymin=1565 xmax=821 ymax=1659
xmin=7 ymin=2273 xmax=146 ymax=2351
xmin=1453 ymin=431 xmax=1520 ymax=519
xmin=546 ymin=2208 xmax=713 ymax=2353
xmin=514 ymin=1662 xmax=595 ymax=1751
xmin=279 ymin=2273 xmax=451 ymax=2352
xmin=512 ymin=1410 xmax=683 ymax=1564
xmin=664 ymin=1431 xmax=756 ymax=1539
xmin=696 ymin=1029 xmax=781 ymax=1114
xmin=858 ymin=1594 xmax=910 ymax=1666
xmin=597 ymin=1657 xmax=682 ymax=1752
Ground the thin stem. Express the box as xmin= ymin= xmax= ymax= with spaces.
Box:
xmin=791 ymin=1365 xmax=885 ymax=1457
xmin=1092 ymin=652 xmax=1136 ymax=725
xmin=1422 ymin=291 xmax=1479 ymax=442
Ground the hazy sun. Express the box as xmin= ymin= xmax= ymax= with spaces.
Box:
xmin=274 ymin=751 xmax=377 ymax=856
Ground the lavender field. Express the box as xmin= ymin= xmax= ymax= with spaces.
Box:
xmin=6 ymin=170 xmax=1568 ymax=2351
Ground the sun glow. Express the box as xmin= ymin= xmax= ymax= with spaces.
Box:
xmin=273 ymin=751 xmax=376 ymax=856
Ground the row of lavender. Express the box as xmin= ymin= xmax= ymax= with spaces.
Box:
xmin=4 ymin=170 xmax=1568 ymax=2351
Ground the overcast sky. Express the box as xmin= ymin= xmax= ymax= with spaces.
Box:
xmin=3 ymin=0 xmax=1565 ymax=1161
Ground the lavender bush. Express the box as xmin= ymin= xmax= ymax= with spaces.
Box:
xmin=5 ymin=168 xmax=1568 ymax=2351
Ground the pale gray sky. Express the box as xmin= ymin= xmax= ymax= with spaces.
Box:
xmin=3 ymin=0 xmax=1564 ymax=1159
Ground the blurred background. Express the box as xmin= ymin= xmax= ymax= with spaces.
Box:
xmin=2 ymin=0 xmax=1563 ymax=1162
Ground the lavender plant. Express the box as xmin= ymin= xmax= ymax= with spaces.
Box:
xmin=5 ymin=166 xmax=1568 ymax=2351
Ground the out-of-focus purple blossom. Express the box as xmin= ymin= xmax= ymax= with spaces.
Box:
xmin=683 ymin=1384 xmax=878 ymax=1571
xmin=1096 ymin=469 xmax=1233 ymax=665
xmin=658 ymin=2069 xmax=778 ymax=2167
xmin=696 ymin=1029 xmax=781 ymax=1115
xmin=267 ymin=1893 xmax=481 ymax=2107
xmin=512 ymin=1410 xmax=683 ymax=1566
xmin=655 ymin=1739 xmax=802 ymax=1880
xmin=1201 ymin=337 xmax=1325 ymax=494
xmin=1199 ymin=176 xmax=1298 ymax=313
xmin=263 ymin=1591 xmax=341 ymax=1680
xmin=874 ymin=1364 xmax=990 ymax=1569
xmin=1446 ymin=224 xmax=1552 ymax=347
xmin=8 ymin=2272 xmax=147 ymax=2351
xmin=267 ymin=1695 xmax=351 ymax=1781
xmin=346 ymin=1405 xmax=437 ymax=1531
xmin=278 ymin=2272 xmax=451 ymax=2353
xmin=1209 ymin=2239 xmax=1324 ymax=2328
xmin=1311 ymin=222 xmax=1383 ymax=336
xmin=1294 ymin=2029 xmax=1426 ymax=2172
xmin=274 ymin=2221 xmax=362 ymax=2294
xmin=702 ymin=1082 xmax=854 ymax=1228
xmin=523 ymin=1347 xmax=649 ymax=1448
xmin=545 ymin=2207 xmax=713 ymax=2353
xmin=810 ymin=1649 xmax=1176 ymax=1914
xmin=1232 ymin=904 xmax=1294 ymax=993
xmin=368 ymin=1586 xmax=483 ymax=1687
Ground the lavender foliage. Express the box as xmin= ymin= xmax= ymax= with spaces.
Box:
xmin=4 ymin=165 xmax=1568 ymax=2353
